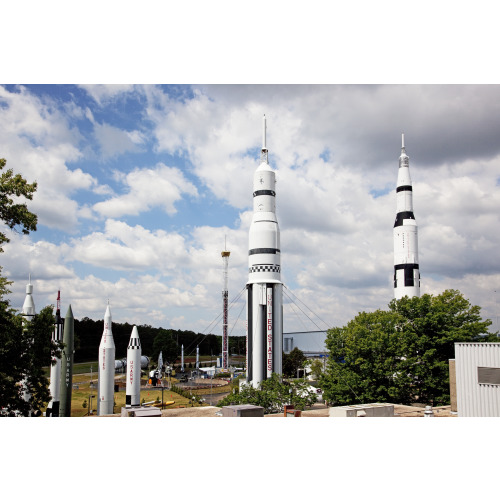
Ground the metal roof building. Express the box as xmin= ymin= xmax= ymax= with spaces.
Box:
xmin=455 ymin=343 xmax=500 ymax=417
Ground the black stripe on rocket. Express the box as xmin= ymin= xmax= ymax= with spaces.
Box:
xmin=393 ymin=263 xmax=420 ymax=288
xmin=393 ymin=211 xmax=415 ymax=228
xmin=246 ymin=284 xmax=253 ymax=383
xmin=253 ymin=190 xmax=276 ymax=197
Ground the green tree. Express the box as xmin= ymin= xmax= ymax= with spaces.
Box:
xmin=151 ymin=329 xmax=181 ymax=366
xmin=0 ymin=158 xmax=38 ymax=251
xmin=282 ymin=347 xmax=307 ymax=377
xmin=321 ymin=290 xmax=494 ymax=407
xmin=216 ymin=373 xmax=318 ymax=413
xmin=0 ymin=157 xmax=59 ymax=416
xmin=0 ymin=303 xmax=60 ymax=416
xmin=310 ymin=359 xmax=324 ymax=380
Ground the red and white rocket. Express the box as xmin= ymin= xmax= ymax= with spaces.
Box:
xmin=126 ymin=325 xmax=141 ymax=407
xmin=47 ymin=290 xmax=63 ymax=416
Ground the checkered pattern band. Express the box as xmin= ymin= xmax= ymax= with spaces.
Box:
xmin=128 ymin=338 xmax=141 ymax=348
xmin=249 ymin=264 xmax=281 ymax=273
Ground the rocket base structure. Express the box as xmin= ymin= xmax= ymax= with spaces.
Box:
xmin=126 ymin=326 xmax=142 ymax=407
xmin=246 ymin=115 xmax=283 ymax=388
xmin=59 ymin=305 xmax=74 ymax=417
xmin=393 ymin=134 xmax=420 ymax=300
xmin=98 ymin=304 xmax=116 ymax=416
xmin=47 ymin=291 xmax=63 ymax=417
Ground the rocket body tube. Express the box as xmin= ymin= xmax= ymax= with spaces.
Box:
xmin=98 ymin=305 xmax=116 ymax=415
xmin=47 ymin=292 xmax=63 ymax=417
xmin=393 ymin=135 xmax=420 ymax=299
xmin=126 ymin=326 xmax=141 ymax=407
xmin=59 ymin=305 xmax=74 ymax=417
xmin=246 ymin=116 xmax=283 ymax=388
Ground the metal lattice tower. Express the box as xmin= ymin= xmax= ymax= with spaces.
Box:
xmin=221 ymin=241 xmax=230 ymax=370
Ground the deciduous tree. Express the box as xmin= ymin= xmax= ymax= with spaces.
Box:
xmin=0 ymin=158 xmax=37 ymax=252
xmin=282 ymin=347 xmax=307 ymax=377
xmin=321 ymin=290 xmax=494 ymax=407
xmin=216 ymin=373 xmax=317 ymax=413
xmin=151 ymin=329 xmax=181 ymax=366
xmin=0 ymin=302 xmax=60 ymax=416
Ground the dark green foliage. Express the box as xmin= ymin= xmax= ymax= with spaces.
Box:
xmin=216 ymin=373 xmax=318 ymax=413
xmin=170 ymin=384 xmax=190 ymax=398
xmin=152 ymin=330 xmax=181 ymax=365
xmin=0 ymin=158 xmax=38 ymax=251
xmin=321 ymin=290 xmax=494 ymax=407
xmin=309 ymin=359 xmax=324 ymax=380
xmin=282 ymin=347 xmax=307 ymax=377
xmin=72 ymin=316 xmax=245 ymax=363
xmin=0 ymin=301 xmax=61 ymax=416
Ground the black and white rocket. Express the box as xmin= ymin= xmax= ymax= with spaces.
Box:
xmin=47 ymin=290 xmax=63 ymax=416
xmin=97 ymin=303 xmax=115 ymax=415
xmin=126 ymin=325 xmax=141 ymax=408
xmin=246 ymin=115 xmax=283 ymax=388
xmin=393 ymin=134 xmax=420 ymax=299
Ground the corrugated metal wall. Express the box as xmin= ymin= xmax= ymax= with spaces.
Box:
xmin=455 ymin=343 xmax=500 ymax=417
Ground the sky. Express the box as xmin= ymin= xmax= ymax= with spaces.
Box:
xmin=2 ymin=84 xmax=500 ymax=343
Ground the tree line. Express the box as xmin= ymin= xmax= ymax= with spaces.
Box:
xmin=73 ymin=316 xmax=246 ymax=363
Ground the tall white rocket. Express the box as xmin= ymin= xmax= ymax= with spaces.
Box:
xmin=246 ymin=115 xmax=283 ymax=388
xmin=394 ymin=134 xmax=420 ymax=299
xmin=98 ymin=303 xmax=116 ymax=415
xmin=126 ymin=326 xmax=141 ymax=407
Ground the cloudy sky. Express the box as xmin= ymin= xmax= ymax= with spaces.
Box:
xmin=1 ymin=84 xmax=499 ymax=341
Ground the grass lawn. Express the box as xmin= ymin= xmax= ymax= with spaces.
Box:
xmin=42 ymin=360 xmax=241 ymax=416
xmin=43 ymin=373 xmax=209 ymax=417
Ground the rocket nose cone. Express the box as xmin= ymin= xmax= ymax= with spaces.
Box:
xmin=104 ymin=304 xmax=112 ymax=319
xmin=66 ymin=304 xmax=74 ymax=318
xmin=131 ymin=325 xmax=139 ymax=338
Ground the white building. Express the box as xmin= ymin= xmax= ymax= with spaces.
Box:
xmin=455 ymin=343 xmax=500 ymax=417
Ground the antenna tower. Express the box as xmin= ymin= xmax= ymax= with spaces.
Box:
xmin=221 ymin=238 xmax=231 ymax=370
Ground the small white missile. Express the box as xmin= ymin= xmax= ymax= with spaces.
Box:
xmin=97 ymin=303 xmax=116 ymax=415
xmin=393 ymin=134 xmax=420 ymax=299
xmin=126 ymin=326 xmax=141 ymax=408
xmin=21 ymin=276 xmax=36 ymax=412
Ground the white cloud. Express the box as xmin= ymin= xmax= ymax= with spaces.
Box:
xmin=0 ymin=85 xmax=99 ymax=231
xmin=3 ymin=84 xmax=500 ymax=337
xmin=93 ymin=122 xmax=146 ymax=159
xmin=78 ymin=84 xmax=136 ymax=106
xmin=93 ymin=163 xmax=198 ymax=218
xmin=63 ymin=219 xmax=190 ymax=272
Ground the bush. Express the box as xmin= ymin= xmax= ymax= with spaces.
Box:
xmin=217 ymin=373 xmax=317 ymax=413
